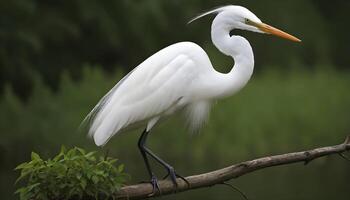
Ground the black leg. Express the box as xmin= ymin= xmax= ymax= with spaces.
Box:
xmin=143 ymin=146 xmax=190 ymax=188
xmin=138 ymin=129 xmax=160 ymax=194
xmin=137 ymin=129 xmax=190 ymax=191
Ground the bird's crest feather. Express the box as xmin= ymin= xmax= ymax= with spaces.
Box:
xmin=188 ymin=5 xmax=230 ymax=24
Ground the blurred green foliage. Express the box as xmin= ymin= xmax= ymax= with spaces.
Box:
xmin=0 ymin=0 xmax=349 ymax=98
xmin=15 ymin=146 xmax=128 ymax=200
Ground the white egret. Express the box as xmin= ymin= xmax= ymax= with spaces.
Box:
xmin=83 ymin=5 xmax=300 ymax=191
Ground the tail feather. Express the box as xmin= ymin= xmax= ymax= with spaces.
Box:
xmin=92 ymin=113 xmax=125 ymax=146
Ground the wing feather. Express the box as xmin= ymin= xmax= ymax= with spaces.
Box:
xmin=85 ymin=44 xmax=204 ymax=146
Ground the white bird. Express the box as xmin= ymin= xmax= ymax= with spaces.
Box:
xmin=83 ymin=5 xmax=300 ymax=191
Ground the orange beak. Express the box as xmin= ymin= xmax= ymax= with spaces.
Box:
xmin=253 ymin=22 xmax=301 ymax=42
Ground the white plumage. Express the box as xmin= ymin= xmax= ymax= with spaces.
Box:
xmin=82 ymin=5 xmax=300 ymax=190
xmin=85 ymin=42 xmax=215 ymax=146
xmin=83 ymin=5 xmax=300 ymax=148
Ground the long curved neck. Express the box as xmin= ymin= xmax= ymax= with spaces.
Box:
xmin=209 ymin=15 xmax=255 ymax=98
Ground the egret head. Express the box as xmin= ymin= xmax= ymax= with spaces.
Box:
xmin=189 ymin=5 xmax=301 ymax=42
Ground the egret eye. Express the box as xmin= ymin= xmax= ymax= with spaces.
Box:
xmin=245 ymin=18 xmax=255 ymax=26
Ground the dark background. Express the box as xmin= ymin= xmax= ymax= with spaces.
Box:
xmin=1 ymin=0 xmax=349 ymax=199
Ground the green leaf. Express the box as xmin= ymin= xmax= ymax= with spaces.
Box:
xmin=15 ymin=169 xmax=33 ymax=184
xmin=14 ymin=162 xmax=29 ymax=170
xmin=31 ymin=152 xmax=41 ymax=160
xmin=27 ymin=183 xmax=41 ymax=191
xmin=60 ymin=145 xmax=66 ymax=154
xmin=76 ymin=147 xmax=86 ymax=155
xmin=85 ymin=151 xmax=96 ymax=158
xmin=15 ymin=187 xmax=26 ymax=194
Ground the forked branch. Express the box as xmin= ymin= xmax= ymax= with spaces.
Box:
xmin=116 ymin=136 xmax=350 ymax=199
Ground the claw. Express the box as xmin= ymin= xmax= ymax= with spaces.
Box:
xmin=168 ymin=168 xmax=178 ymax=191
xmin=148 ymin=174 xmax=161 ymax=196
xmin=165 ymin=168 xmax=190 ymax=192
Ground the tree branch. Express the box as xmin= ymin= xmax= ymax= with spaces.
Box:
xmin=116 ymin=136 xmax=350 ymax=199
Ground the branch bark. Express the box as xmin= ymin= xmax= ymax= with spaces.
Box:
xmin=116 ymin=136 xmax=350 ymax=199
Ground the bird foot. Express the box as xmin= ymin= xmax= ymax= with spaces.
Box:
xmin=149 ymin=174 xmax=161 ymax=196
xmin=140 ymin=174 xmax=161 ymax=196
xmin=163 ymin=168 xmax=190 ymax=191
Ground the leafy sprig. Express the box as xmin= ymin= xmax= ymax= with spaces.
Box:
xmin=15 ymin=146 xmax=129 ymax=200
